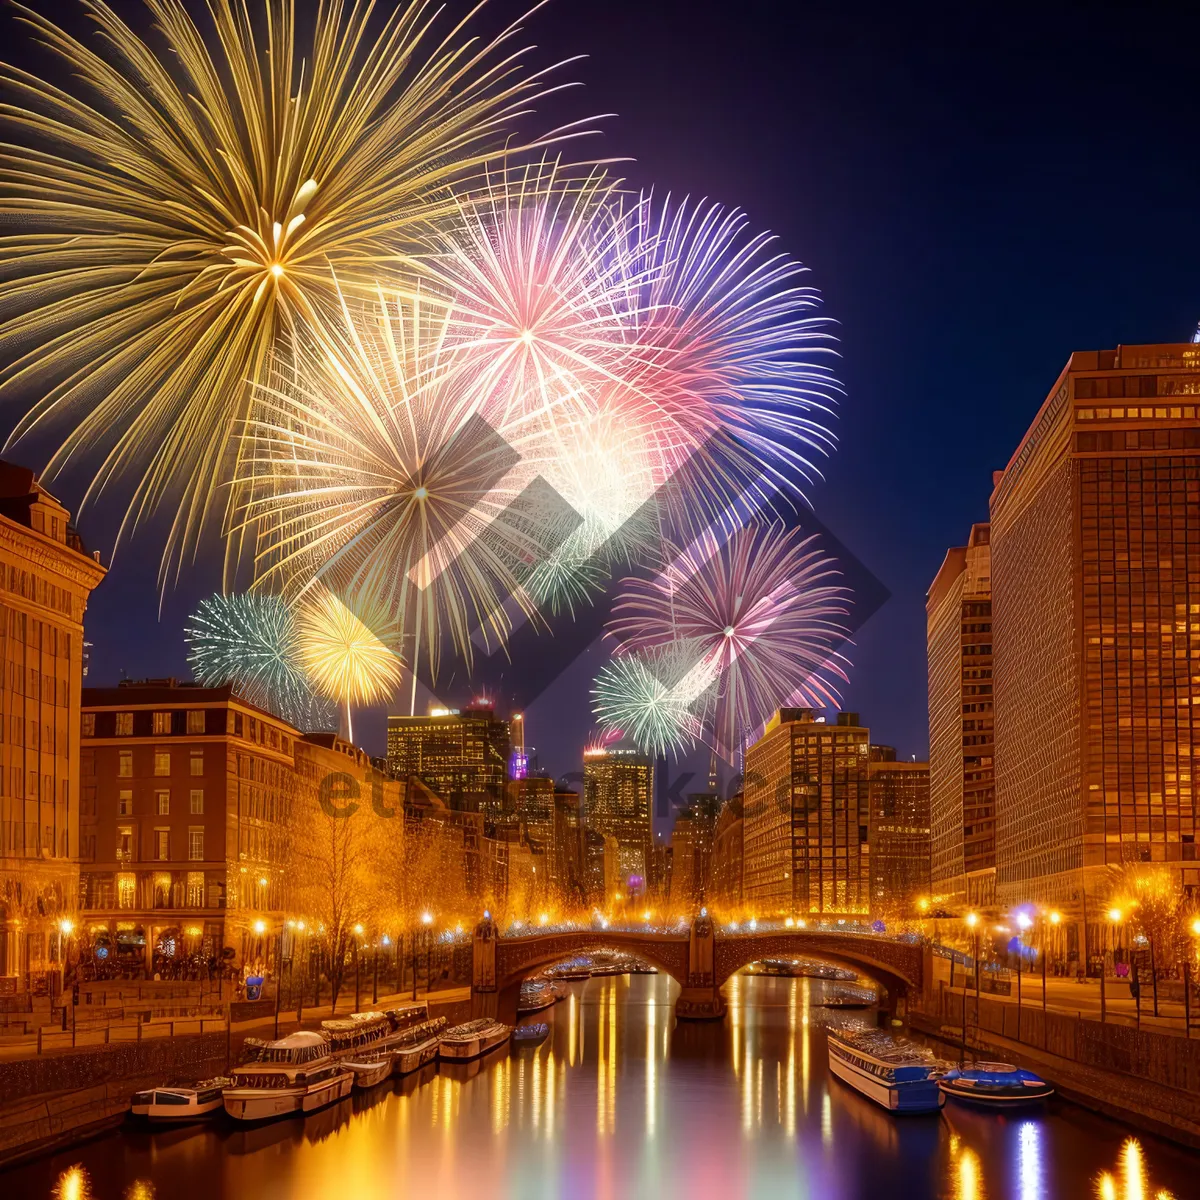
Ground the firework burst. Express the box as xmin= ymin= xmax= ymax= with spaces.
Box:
xmin=235 ymin=285 xmax=561 ymax=682
xmin=184 ymin=592 xmax=334 ymax=731
xmin=606 ymin=521 xmax=851 ymax=757
xmin=295 ymin=587 xmax=405 ymax=741
xmin=591 ymin=646 xmax=706 ymax=758
xmin=0 ymin=0 xmax=574 ymax=581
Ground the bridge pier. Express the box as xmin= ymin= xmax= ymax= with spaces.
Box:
xmin=471 ymin=913 xmax=498 ymax=1020
xmin=676 ymin=911 xmax=726 ymax=1021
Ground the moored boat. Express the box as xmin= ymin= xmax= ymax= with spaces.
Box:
xmin=342 ymin=1058 xmax=394 ymax=1089
xmin=223 ymin=1031 xmax=353 ymax=1122
xmin=130 ymin=1078 xmax=230 ymax=1122
xmin=390 ymin=1017 xmax=447 ymax=1075
xmin=512 ymin=1022 xmax=549 ymax=1046
xmin=939 ymin=1062 xmax=1054 ymax=1107
xmin=518 ymin=979 xmax=558 ymax=1014
xmin=437 ymin=1018 xmax=511 ymax=1062
xmin=826 ymin=1029 xmax=948 ymax=1113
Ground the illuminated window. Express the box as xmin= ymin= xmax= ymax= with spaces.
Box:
xmin=187 ymin=710 xmax=205 ymax=735
xmin=188 ymin=829 xmax=204 ymax=862
xmin=118 ymin=751 xmax=132 ymax=778
xmin=116 ymin=825 xmax=134 ymax=863
xmin=186 ymin=871 xmax=204 ymax=906
xmin=82 ymin=713 xmax=95 ymax=737
xmin=156 ymin=790 xmax=169 ymax=815
xmin=154 ymin=750 xmax=170 ymax=776
xmin=190 ymin=750 xmax=204 ymax=776
xmin=117 ymin=873 xmax=136 ymax=909
xmin=118 ymin=790 xmax=132 ymax=816
xmin=154 ymin=829 xmax=169 ymax=860
xmin=152 ymin=712 xmax=171 ymax=735
xmin=115 ymin=712 xmax=133 ymax=736
xmin=189 ymin=789 xmax=203 ymax=815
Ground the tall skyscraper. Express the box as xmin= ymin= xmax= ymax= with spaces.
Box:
xmin=710 ymin=797 xmax=745 ymax=911
xmin=582 ymin=746 xmax=653 ymax=890
xmin=867 ymin=747 xmax=931 ymax=910
xmin=386 ymin=704 xmax=510 ymax=813
xmin=990 ymin=343 xmax=1200 ymax=959
xmin=669 ymin=793 xmax=720 ymax=911
xmin=926 ymin=522 xmax=994 ymax=912
xmin=0 ymin=464 xmax=105 ymax=987
xmin=743 ymin=709 xmax=871 ymax=914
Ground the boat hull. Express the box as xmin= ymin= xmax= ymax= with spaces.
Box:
xmin=438 ymin=1028 xmax=511 ymax=1062
xmin=223 ymin=1072 xmax=353 ymax=1122
xmin=939 ymin=1080 xmax=1054 ymax=1107
xmin=131 ymin=1098 xmax=225 ymax=1123
xmin=394 ymin=1036 xmax=441 ymax=1076
xmin=344 ymin=1059 xmax=394 ymax=1089
xmin=828 ymin=1046 xmax=945 ymax=1113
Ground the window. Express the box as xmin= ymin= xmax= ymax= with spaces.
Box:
xmin=116 ymin=712 xmax=133 ymax=736
xmin=189 ymin=750 xmax=204 ymax=777
xmin=117 ymin=872 xmax=136 ymax=909
xmin=118 ymin=751 xmax=132 ymax=778
xmin=186 ymin=871 xmax=204 ymax=906
xmin=118 ymin=790 xmax=133 ymax=816
xmin=156 ymin=790 xmax=169 ymax=815
xmin=152 ymin=711 xmax=171 ymax=735
xmin=188 ymin=829 xmax=204 ymax=861
xmin=117 ymin=825 xmax=134 ymax=862
xmin=187 ymin=710 xmax=205 ymax=735
xmin=155 ymin=829 xmax=170 ymax=860
xmin=189 ymin=788 xmax=204 ymax=815
xmin=154 ymin=750 xmax=170 ymax=776
xmin=82 ymin=713 xmax=95 ymax=737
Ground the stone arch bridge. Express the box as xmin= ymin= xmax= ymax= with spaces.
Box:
xmin=470 ymin=917 xmax=924 ymax=1022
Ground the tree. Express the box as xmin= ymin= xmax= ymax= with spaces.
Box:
xmin=1110 ymin=865 xmax=1183 ymax=1017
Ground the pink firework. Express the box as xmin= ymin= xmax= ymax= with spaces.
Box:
xmin=602 ymin=193 xmax=841 ymax=514
xmin=605 ymin=521 xmax=851 ymax=758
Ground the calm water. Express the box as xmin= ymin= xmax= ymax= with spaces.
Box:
xmin=6 ymin=973 xmax=1199 ymax=1199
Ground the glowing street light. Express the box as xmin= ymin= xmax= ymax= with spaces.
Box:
xmin=253 ymin=919 xmax=266 ymax=936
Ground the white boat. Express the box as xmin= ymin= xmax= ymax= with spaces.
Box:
xmin=223 ymin=1031 xmax=353 ymax=1122
xmin=390 ymin=1017 xmax=447 ymax=1075
xmin=518 ymin=979 xmax=558 ymax=1014
xmin=342 ymin=1058 xmax=394 ymax=1089
xmin=826 ymin=1029 xmax=948 ymax=1114
xmin=437 ymin=1018 xmax=511 ymax=1062
xmin=130 ymin=1078 xmax=230 ymax=1122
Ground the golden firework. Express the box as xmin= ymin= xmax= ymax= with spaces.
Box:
xmin=294 ymin=586 xmax=404 ymax=741
xmin=0 ymin=0 xmax=575 ymax=583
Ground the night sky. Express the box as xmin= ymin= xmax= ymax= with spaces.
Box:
xmin=6 ymin=0 xmax=1200 ymax=805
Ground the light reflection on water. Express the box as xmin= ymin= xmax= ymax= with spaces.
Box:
xmin=11 ymin=974 xmax=1199 ymax=1200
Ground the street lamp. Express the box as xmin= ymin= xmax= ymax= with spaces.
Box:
xmin=1103 ymin=907 xmax=1123 ymax=1024
xmin=962 ymin=912 xmax=980 ymax=1064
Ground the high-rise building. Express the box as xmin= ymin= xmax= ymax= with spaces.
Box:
xmin=867 ymin=747 xmax=931 ymax=910
xmin=743 ymin=709 xmax=871 ymax=914
xmin=0 ymin=464 xmax=105 ymax=987
xmin=582 ymin=746 xmax=652 ymax=890
xmin=386 ymin=705 xmax=510 ymax=814
xmin=710 ymin=797 xmax=744 ymax=911
xmin=79 ymin=681 xmax=299 ymax=970
xmin=990 ymin=343 xmax=1200 ymax=959
xmin=669 ymin=793 xmax=720 ymax=911
xmin=926 ymin=522 xmax=994 ymax=911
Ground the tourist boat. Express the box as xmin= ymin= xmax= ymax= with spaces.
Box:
xmin=818 ymin=985 xmax=878 ymax=1010
xmin=512 ymin=1022 xmax=550 ymax=1047
xmin=341 ymin=1058 xmax=394 ymax=1089
xmin=130 ymin=1077 xmax=230 ymax=1122
xmin=390 ymin=1016 xmax=447 ymax=1075
xmin=939 ymin=1063 xmax=1054 ymax=1107
xmin=826 ymin=1029 xmax=948 ymax=1113
xmin=323 ymin=1012 xmax=396 ymax=1066
xmin=518 ymin=979 xmax=559 ymax=1014
xmin=223 ymin=1031 xmax=353 ymax=1122
xmin=437 ymin=1018 xmax=511 ymax=1062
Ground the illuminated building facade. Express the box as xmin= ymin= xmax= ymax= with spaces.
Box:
xmin=582 ymin=747 xmax=652 ymax=889
xmin=79 ymin=682 xmax=299 ymax=970
xmin=867 ymin=747 xmax=931 ymax=909
xmin=991 ymin=343 xmax=1200 ymax=956
xmin=385 ymin=705 xmax=511 ymax=814
xmin=710 ymin=798 xmax=744 ymax=911
xmin=743 ymin=709 xmax=871 ymax=913
xmin=926 ymin=522 xmax=995 ymax=911
xmin=0 ymin=464 xmax=105 ymax=987
xmin=669 ymin=793 xmax=719 ymax=911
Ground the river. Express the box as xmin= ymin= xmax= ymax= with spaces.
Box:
xmin=5 ymin=972 xmax=1198 ymax=1199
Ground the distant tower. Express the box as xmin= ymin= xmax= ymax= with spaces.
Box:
xmin=1192 ymin=320 xmax=1200 ymax=344
xmin=707 ymin=748 xmax=718 ymax=794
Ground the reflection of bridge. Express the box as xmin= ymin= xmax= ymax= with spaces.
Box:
xmin=471 ymin=916 xmax=924 ymax=1022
